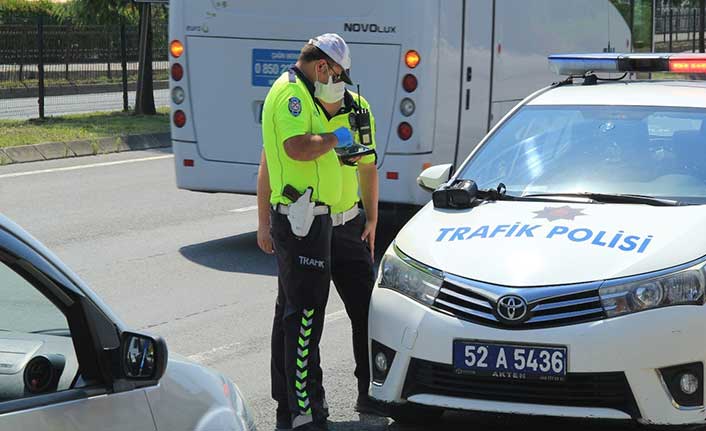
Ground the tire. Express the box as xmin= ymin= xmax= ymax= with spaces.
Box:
xmin=389 ymin=403 xmax=444 ymax=425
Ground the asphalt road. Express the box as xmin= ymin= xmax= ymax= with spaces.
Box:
xmin=0 ymin=150 xmax=637 ymax=431
xmin=0 ymin=89 xmax=170 ymax=120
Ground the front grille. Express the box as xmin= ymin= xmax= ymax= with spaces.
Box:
xmin=433 ymin=276 xmax=606 ymax=329
xmin=403 ymin=359 xmax=641 ymax=419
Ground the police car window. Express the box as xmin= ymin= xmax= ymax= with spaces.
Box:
xmin=0 ymin=261 xmax=78 ymax=402
xmin=648 ymin=114 xmax=702 ymax=137
xmin=460 ymin=105 xmax=706 ymax=203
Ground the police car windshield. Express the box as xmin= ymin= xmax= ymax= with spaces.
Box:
xmin=459 ymin=105 xmax=706 ymax=205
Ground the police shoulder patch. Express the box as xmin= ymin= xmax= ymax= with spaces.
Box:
xmin=288 ymin=97 xmax=302 ymax=117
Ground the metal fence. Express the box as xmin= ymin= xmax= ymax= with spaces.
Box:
xmin=654 ymin=9 xmax=704 ymax=52
xmin=655 ymin=10 xmax=702 ymax=34
xmin=0 ymin=13 xmax=169 ymax=120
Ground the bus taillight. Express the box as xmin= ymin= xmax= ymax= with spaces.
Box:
xmin=405 ymin=50 xmax=420 ymax=68
xmin=174 ymin=110 xmax=187 ymax=128
xmin=402 ymin=74 xmax=417 ymax=92
xmin=398 ymin=122 xmax=413 ymax=140
xmin=171 ymin=63 xmax=184 ymax=81
xmin=170 ymin=40 xmax=184 ymax=58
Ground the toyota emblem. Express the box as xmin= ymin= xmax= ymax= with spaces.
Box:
xmin=496 ymin=295 xmax=528 ymax=323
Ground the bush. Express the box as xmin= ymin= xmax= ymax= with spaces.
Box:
xmin=0 ymin=0 xmax=64 ymax=16
xmin=0 ymin=0 xmax=164 ymax=26
xmin=0 ymin=0 xmax=70 ymax=23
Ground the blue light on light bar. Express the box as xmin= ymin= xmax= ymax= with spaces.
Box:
xmin=548 ymin=53 xmax=621 ymax=75
xmin=549 ymin=53 xmax=620 ymax=75
xmin=548 ymin=53 xmax=676 ymax=76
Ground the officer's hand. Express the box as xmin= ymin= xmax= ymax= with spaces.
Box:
xmin=332 ymin=127 xmax=354 ymax=149
xmin=361 ymin=219 xmax=377 ymax=260
xmin=257 ymin=223 xmax=274 ymax=255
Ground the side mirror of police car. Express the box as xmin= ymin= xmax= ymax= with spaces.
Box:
xmin=417 ymin=164 xmax=453 ymax=193
xmin=121 ymin=331 xmax=168 ymax=381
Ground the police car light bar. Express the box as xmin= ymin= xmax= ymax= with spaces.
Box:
xmin=548 ymin=53 xmax=706 ymax=76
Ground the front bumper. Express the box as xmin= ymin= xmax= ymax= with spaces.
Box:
xmin=369 ymin=287 xmax=706 ymax=426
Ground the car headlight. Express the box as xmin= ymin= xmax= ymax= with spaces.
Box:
xmin=600 ymin=260 xmax=706 ymax=317
xmin=378 ymin=245 xmax=443 ymax=306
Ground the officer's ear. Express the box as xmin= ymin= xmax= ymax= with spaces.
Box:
xmin=316 ymin=60 xmax=328 ymax=75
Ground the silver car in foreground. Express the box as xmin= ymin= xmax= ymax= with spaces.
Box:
xmin=0 ymin=214 xmax=255 ymax=431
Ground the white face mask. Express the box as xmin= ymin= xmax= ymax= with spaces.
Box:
xmin=314 ymin=66 xmax=346 ymax=103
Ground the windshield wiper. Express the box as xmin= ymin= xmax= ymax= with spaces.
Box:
xmin=523 ymin=192 xmax=683 ymax=206
xmin=432 ymin=181 xmax=683 ymax=209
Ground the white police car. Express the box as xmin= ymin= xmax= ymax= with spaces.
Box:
xmin=369 ymin=53 xmax=706 ymax=429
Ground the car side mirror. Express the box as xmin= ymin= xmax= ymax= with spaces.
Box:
xmin=121 ymin=331 xmax=168 ymax=381
xmin=417 ymin=164 xmax=453 ymax=193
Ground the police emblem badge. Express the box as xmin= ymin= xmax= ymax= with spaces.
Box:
xmin=288 ymin=97 xmax=302 ymax=117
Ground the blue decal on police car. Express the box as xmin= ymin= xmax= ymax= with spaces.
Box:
xmin=252 ymin=49 xmax=301 ymax=87
xmin=436 ymin=224 xmax=654 ymax=254
xmin=289 ymin=97 xmax=302 ymax=117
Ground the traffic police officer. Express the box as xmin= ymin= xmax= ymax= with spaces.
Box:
xmin=315 ymin=90 xmax=380 ymax=414
xmin=258 ymin=34 xmax=355 ymax=431
xmin=258 ymin=35 xmax=382 ymax=419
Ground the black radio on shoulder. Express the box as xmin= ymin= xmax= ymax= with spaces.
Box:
xmin=433 ymin=180 xmax=479 ymax=209
xmin=348 ymin=84 xmax=373 ymax=148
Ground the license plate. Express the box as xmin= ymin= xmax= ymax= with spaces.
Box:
xmin=453 ymin=340 xmax=567 ymax=381
xmin=252 ymin=49 xmax=301 ymax=87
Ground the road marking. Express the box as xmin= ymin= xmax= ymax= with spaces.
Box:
xmin=187 ymin=342 xmax=241 ymax=364
xmin=186 ymin=310 xmax=347 ymax=365
xmin=0 ymin=154 xmax=173 ymax=179
xmin=229 ymin=205 xmax=258 ymax=213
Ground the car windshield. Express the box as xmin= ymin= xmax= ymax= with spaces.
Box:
xmin=458 ymin=105 xmax=706 ymax=204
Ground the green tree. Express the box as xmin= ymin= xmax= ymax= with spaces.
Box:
xmin=0 ymin=0 xmax=69 ymax=23
xmin=67 ymin=0 xmax=155 ymax=114
xmin=610 ymin=0 xmax=655 ymax=52
xmin=63 ymin=0 xmax=135 ymax=25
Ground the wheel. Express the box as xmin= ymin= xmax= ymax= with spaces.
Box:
xmin=389 ymin=403 xmax=444 ymax=425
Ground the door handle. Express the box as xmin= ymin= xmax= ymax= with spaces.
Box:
xmin=464 ymin=67 xmax=472 ymax=110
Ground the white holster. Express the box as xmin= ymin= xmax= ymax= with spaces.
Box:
xmin=275 ymin=188 xmax=328 ymax=237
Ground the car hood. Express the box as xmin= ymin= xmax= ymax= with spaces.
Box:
xmin=145 ymin=355 xmax=248 ymax=431
xmin=395 ymin=201 xmax=706 ymax=286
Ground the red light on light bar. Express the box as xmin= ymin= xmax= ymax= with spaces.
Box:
xmin=669 ymin=58 xmax=706 ymax=74
xmin=386 ymin=172 xmax=399 ymax=180
xmin=183 ymin=159 xmax=194 ymax=167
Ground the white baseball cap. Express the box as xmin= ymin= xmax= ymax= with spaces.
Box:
xmin=308 ymin=33 xmax=352 ymax=84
